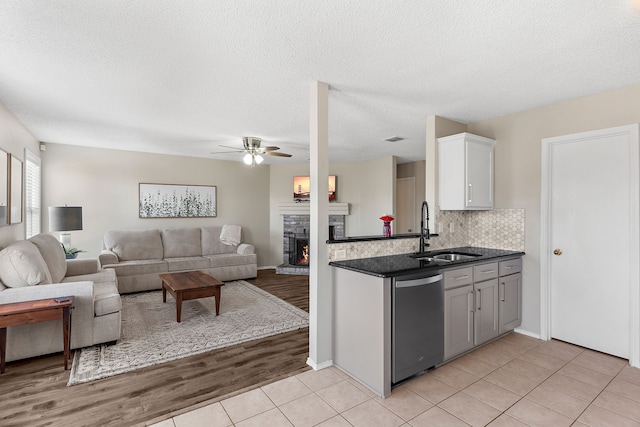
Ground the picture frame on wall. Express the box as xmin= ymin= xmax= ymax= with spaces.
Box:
xmin=293 ymin=175 xmax=337 ymax=202
xmin=0 ymin=149 xmax=7 ymax=225
xmin=9 ymin=154 xmax=22 ymax=224
xmin=139 ymin=183 xmax=217 ymax=218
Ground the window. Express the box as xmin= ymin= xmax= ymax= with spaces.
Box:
xmin=25 ymin=149 xmax=41 ymax=238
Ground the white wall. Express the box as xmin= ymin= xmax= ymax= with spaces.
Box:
xmin=268 ymin=156 xmax=397 ymax=266
xmin=42 ymin=144 xmax=271 ymax=263
xmin=0 ymin=102 xmax=40 ymax=249
xmin=466 ymin=83 xmax=640 ymax=335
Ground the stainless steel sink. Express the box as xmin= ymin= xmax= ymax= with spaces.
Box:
xmin=411 ymin=256 xmax=448 ymax=263
xmin=432 ymin=253 xmax=480 ymax=261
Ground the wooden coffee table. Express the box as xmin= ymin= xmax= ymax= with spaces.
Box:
xmin=159 ymin=270 xmax=224 ymax=322
xmin=0 ymin=296 xmax=74 ymax=374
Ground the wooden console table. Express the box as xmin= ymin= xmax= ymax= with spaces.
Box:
xmin=0 ymin=296 xmax=74 ymax=374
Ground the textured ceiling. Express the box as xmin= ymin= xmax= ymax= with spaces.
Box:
xmin=1 ymin=1 xmax=639 ymax=164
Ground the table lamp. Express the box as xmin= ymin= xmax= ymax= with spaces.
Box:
xmin=48 ymin=206 xmax=83 ymax=246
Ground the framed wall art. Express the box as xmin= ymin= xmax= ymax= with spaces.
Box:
xmin=139 ymin=183 xmax=217 ymax=218
xmin=293 ymin=175 xmax=336 ymax=202
xmin=0 ymin=149 xmax=7 ymax=225
xmin=9 ymin=154 xmax=22 ymax=224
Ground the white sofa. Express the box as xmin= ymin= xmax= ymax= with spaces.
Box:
xmin=0 ymin=233 xmax=122 ymax=362
xmin=99 ymin=226 xmax=257 ymax=294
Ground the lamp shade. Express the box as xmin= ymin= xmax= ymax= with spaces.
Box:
xmin=48 ymin=206 xmax=83 ymax=232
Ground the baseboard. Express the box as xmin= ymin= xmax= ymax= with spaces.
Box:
xmin=514 ymin=328 xmax=542 ymax=340
xmin=306 ymin=357 xmax=333 ymax=371
xmin=258 ymin=266 xmax=278 ymax=270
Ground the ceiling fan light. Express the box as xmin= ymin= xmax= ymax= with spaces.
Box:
xmin=243 ymin=153 xmax=253 ymax=165
xmin=255 ymin=154 xmax=264 ymax=164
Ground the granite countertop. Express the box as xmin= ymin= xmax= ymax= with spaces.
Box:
xmin=329 ymin=246 xmax=525 ymax=278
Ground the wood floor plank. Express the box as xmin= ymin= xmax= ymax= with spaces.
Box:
xmin=0 ymin=270 xmax=310 ymax=427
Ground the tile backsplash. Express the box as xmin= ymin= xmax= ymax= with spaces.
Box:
xmin=328 ymin=208 xmax=525 ymax=261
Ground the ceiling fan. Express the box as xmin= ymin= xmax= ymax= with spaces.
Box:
xmin=211 ymin=137 xmax=293 ymax=167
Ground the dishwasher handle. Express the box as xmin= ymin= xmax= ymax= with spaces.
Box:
xmin=395 ymin=274 xmax=443 ymax=288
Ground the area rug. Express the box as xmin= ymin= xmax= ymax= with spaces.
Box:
xmin=67 ymin=280 xmax=309 ymax=386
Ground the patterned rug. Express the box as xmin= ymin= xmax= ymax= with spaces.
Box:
xmin=67 ymin=280 xmax=309 ymax=386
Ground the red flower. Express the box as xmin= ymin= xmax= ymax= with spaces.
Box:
xmin=379 ymin=215 xmax=394 ymax=222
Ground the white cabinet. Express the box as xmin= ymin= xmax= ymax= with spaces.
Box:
xmin=438 ymin=133 xmax=496 ymax=210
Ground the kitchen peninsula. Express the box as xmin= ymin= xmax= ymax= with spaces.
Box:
xmin=330 ymin=246 xmax=524 ymax=397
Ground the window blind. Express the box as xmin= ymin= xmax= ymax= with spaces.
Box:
xmin=25 ymin=149 xmax=41 ymax=238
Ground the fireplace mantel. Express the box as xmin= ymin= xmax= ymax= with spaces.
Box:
xmin=278 ymin=202 xmax=349 ymax=216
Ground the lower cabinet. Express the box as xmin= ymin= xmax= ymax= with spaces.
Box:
xmin=444 ymin=257 xmax=522 ymax=360
xmin=444 ymin=284 xmax=474 ymax=358
xmin=499 ymin=272 xmax=522 ymax=333
xmin=474 ymin=278 xmax=500 ymax=345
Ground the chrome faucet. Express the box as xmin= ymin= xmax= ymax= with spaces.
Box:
xmin=419 ymin=201 xmax=430 ymax=253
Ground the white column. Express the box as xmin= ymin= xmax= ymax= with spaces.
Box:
xmin=308 ymin=81 xmax=332 ymax=369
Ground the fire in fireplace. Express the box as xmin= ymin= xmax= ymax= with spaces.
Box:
xmin=294 ymin=238 xmax=310 ymax=265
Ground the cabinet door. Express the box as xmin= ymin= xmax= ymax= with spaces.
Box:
xmin=499 ymin=273 xmax=522 ymax=333
xmin=466 ymin=139 xmax=494 ymax=209
xmin=474 ymin=279 xmax=500 ymax=345
xmin=444 ymin=285 xmax=474 ymax=359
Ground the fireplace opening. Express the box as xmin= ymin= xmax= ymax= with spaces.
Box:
xmin=294 ymin=238 xmax=310 ymax=265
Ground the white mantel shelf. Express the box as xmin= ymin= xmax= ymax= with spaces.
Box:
xmin=278 ymin=202 xmax=349 ymax=216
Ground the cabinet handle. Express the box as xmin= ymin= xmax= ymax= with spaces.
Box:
xmin=476 ymin=289 xmax=481 ymax=311
xmin=480 ymin=269 xmax=496 ymax=274
xmin=504 ymin=266 xmax=513 ymax=270
xmin=468 ymin=291 xmax=474 ymax=342
xmin=454 ymin=275 xmax=470 ymax=280
xmin=468 ymin=184 xmax=473 ymax=203
xmin=500 ymin=282 xmax=505 ymax=302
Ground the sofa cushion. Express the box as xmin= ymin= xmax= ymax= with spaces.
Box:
xmin=201 ymin=226 xmax=238 ymax=256
xmin=161 ymin=228 xmax=202 ymax=258
xmin=0 ymin=241 xmax=53 ymax=287
xmin=28 ymin=233 xmax=67 ymax=283
xmin=165 ymin=257 xmax=210 ymax=272
xmin=102 ymin=259 xmax=168 ymax=276
xmin=94 ymin=288 xmax=122 ymax=316
xmin=104 ymin=229 xmax=163 ymax=261
xmin=205 ymin=253 xmax=257 ymax=268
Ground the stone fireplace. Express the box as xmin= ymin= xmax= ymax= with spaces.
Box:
xmin=276 ymin=213 xmax=346 ymax=275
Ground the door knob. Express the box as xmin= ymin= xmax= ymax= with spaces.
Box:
xmin=553 ymin=249 xmax=562 ymax=255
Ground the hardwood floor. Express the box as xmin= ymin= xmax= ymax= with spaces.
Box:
xmin=0 ymin=270 xmax=310 ymax=427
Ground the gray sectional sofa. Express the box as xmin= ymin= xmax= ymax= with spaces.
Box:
xmin=99 ymin=226 xmax=257 ymax=294
xmin=0 ymin=233 xmax=122 ymax=362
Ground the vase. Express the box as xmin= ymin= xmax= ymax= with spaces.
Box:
xmin=382 ymin=221 xmax=392 ymax=238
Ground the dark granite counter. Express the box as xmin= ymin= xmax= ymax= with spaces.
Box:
xmin=329 ymin=246 xmax=525 ymax=278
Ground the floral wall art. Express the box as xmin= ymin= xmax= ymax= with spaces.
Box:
xmin=139 ymin=183 xmax=216 ymax=218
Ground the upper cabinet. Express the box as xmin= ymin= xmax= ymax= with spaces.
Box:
xmin=438 ymin=132 xmax=496 ymax=210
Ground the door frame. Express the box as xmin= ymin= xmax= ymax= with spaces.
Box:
xmin=396 ymin=177 xmax=416 ymax=233
xmin=540 ymin=124 xmax=640 ymax=367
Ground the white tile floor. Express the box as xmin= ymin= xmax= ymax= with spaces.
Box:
xmin=149 ymin=333 xmax=640 ymax=426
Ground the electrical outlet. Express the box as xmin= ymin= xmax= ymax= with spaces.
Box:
xmin=335 ymin=249 xmax=346 ymax=260
xmin=449 ymin=222 xmax=455 ymax=233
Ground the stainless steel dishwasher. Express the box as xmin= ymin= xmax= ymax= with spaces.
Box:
xmin=392 ymin=270 xmax=444 ymax=385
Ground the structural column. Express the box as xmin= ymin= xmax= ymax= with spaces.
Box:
xmin=308 ymin=81 xmax=332 ymax=369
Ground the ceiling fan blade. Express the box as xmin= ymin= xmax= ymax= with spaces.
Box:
xmin=218 ymin=144 xmax=243 ymax=150
xmin=265 ymin=151 xmax=293 ymax=157
xmin=261 ymin=146 xmax=280 ymax=151
xmin=210 ymin=150 xmax=243 ymax=154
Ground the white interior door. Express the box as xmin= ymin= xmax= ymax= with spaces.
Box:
xmin=396 ymin=177 xmax=415 ymax=233
xmin=544 ymin=125 xmax=639 ymax=360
